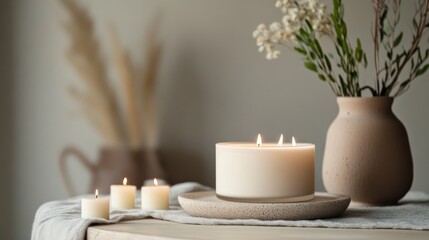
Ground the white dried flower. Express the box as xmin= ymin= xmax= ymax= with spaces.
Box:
xmin=269 ymin=22 xmax=282 ymax=31
xmin=275 ymin=0 xmax=294 ymax=13
xmin=252 ymin=30 xmax=259 ymax=38
xmin=256 ymin=36 xmax=265 ymax=46
xmin=257 ymin=24 xmax=267 ymax=32
xmin=253 ymin=0 xmax=332 ymax=60
xmin=272 ymin=31 xmax=283 ymax=43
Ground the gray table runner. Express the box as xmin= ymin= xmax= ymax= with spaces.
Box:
xmin=31 ymin=182 xmax=429 ymax=240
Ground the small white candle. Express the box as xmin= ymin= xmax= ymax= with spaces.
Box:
xmin=110 ymin=177 xmax=136 ymax=209
xmin=81 ymin=189 xmax=110 ymax=219
xmin=141 ymin=178 xmax=170 ymax=210
xmin=216 ymin=134 xmax=315 ymax=202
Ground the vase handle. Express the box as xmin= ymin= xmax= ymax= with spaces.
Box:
xmin=59 ymin=146 xmax=95 ymax=196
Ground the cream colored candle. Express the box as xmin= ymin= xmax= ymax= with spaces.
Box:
xmin=81 ymin=189 xmax=110 ymax=219
xmin=110 ymin=177 xmax=136 ymax=209
xmin=216 ymin=135 xmax=315 ymax=203
xmin=141 ymin=178 xmax=170 ymax=210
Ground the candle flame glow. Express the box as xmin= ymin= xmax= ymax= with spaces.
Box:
xmin=257 ymin=134 xmax=262 ymax=147
xmin=292 ymin=136 xmax=296 ymax=146
xmin=277 ymin=134 xmax=283 ymax=146
xmin=154 ymin=178 xmax=158 ymax=186
xmin=123 ymin=177 xmax=127 ymax=185
xmin=95 ymin=189 xmax=99 ymax=198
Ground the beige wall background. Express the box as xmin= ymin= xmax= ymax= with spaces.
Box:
xmin=4 ymin=0 xmax=429 ymax=239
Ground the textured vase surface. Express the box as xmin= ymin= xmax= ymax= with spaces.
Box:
xmin=323 ymin=97 xmax=413 ymax=205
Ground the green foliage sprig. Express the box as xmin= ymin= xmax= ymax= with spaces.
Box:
xmin=373 ymin=0 xmax=429 ymax=96
xmin=253 ymin=0 xmax=429 ymax=97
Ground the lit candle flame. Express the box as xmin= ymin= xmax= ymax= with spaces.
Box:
xmin=123 ymin=177 xmax=127 ymax=185
xmin=292 ymin=136 xmax=296 ymax=146
xmin=277 ymin=134 xmax=283 ymax=146
xmin=95 ymin=189 xmax=99 ymax=199
xmin=257 ymin=134 xmax=262 ymax=147
xmin=154 ymin=178 xmax=158 ymax=186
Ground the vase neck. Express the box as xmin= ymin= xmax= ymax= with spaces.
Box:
xmin=336 ymin=97 xmax=394 ymax=114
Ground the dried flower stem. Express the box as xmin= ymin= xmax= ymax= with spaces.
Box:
xmin=62 ymin=0 xmax=163 ymax=148
xmin=109 ymin=25 xmax=142 ymax=148
xmin=61 ymin=0 xmax=125 ymax=146
xmin=389 ymin=0 xmax=429 ymax=96
xmin=141 ymin=16 xmax=162 ymax=149
xmin=373 ymin=0 xmax=429 ymax=96
xmin=372 ymin=0 xmax=383 ymax=94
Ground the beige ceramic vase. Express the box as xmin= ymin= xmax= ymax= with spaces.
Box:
xmin=323 ymin=97 xmax=413 ymax=205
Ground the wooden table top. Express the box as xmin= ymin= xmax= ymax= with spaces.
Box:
xmin=87 ymin=219 xmax=429 ymax=240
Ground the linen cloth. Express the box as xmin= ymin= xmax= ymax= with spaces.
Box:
xmin=32 ymin=182 xmax=429 ymax=240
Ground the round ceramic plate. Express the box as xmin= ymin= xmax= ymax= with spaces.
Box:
xmin=178 ymin=191 xmax=350 ymax=220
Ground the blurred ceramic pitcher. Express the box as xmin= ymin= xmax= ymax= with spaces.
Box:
xmin=60 ymin=146 xmax=167 ymax=196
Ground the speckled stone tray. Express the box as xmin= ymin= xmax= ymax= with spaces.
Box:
xmin=178 ymin=191 xmax=350 ymax=220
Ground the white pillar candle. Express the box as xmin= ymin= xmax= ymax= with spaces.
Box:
xmin=141 ymin=178 xmax=170 ymax=210
xmin=81 ymin=189 xmax=110 ymax=219
xmin=216 ymin=135 xmax=315 ymax=203
xmin=110 ymin=177 xmax=136 ymax=209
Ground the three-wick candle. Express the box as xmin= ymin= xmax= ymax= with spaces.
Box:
xmin=216 ymin=134 xmax=315 ymax=203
